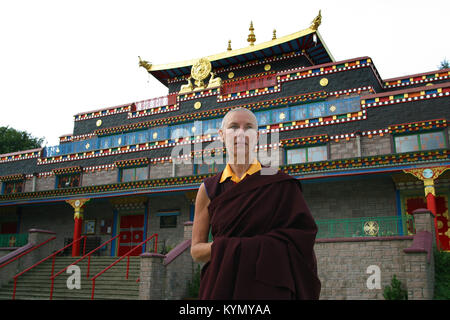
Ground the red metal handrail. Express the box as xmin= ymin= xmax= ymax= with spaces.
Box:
xmin=49 ymin=234 xmax=120 ymax=300
xmin=90 ymin=233 xmax=158 ymax=300
xmin=12 ymin=236 xmax=87 ymax=300
xmin=0 ymin=236 xmax=56 ymax=271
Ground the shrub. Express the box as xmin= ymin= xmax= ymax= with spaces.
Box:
xmin=434 ymin=250 xmax=450 ymax=300
xmin=186 ymin=265 xmax=201 ymax=298
xmin=383 ymin=274 xmax=408 ymax=300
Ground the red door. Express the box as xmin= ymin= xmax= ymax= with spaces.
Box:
xmin=118 ymin=214 xmax=145 ymax=256
xmin=406 ymin=195 xmax=450 ymax=251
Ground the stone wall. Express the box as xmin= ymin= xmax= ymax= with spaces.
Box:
xmin=34 ymin=175 xmax=56 ymax=192
xmin=361 ymin=134 xmax=392 ymax=156
xmin=315 ymin=209 xmax=435 ymax=300
xmin=329 ymin=139 xmax=360 ymax=160
xmin=147 ymin=194 xmax=191 ymax=252
xmin=302 ymin=176 xmax=398 ymax=220
xmin=82 ymin=169 xmax=117 ymax=186
xmin=150 ymin=162 xmax=174 ymax=179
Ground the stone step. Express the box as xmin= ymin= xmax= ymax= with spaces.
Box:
xmin=0 ymin=256 xmax=143 ymax=300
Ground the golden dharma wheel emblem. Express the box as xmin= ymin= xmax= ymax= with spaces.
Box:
xmin=191 ymin=58 xmax=212 ymax=82
xmin=96 ymin=119 xmax=102 ymax=127
xmin=264 ymin=64 xmax=271 ymax=71
xmin=364 ymin=221 xmax=379 ymax=236
xmin=228 ymin=72 xmax=234 ymax=79
xmin=152 ymin=132 xmax=158 ymax=139
xmin=329 ymin=105 xmax=337 ymax=112
xmin=320 ymin=78 xmax=328 ymax=87
xmin=194 ymin=101 xmax=202 ymax=110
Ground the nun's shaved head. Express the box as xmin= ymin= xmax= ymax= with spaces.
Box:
xmin=220 ymin=107 xmax=258 ymax=129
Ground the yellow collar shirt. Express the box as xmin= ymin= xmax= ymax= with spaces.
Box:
xmin=220 ymin=160 xmax=262 ymax=184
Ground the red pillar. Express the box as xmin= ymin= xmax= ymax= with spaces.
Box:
xmin=66 ymin=199 xmax=89 ymax=257
xmin=426 ymin=192 xmax=440 ymax=251
xmin=72 ymin=211 xmax=83 ymax=257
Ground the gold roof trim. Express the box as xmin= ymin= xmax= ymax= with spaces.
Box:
xmin=147 ymin=26 xmax=332 ymax=73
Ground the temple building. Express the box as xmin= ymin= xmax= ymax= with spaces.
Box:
xmin=0 ymin=12 xmax=449 ymax=300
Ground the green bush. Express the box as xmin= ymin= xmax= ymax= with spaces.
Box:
xmin=434 ymin=250 xmax=450 ymax=300
xmin=383 ymin=274 xmax=408 ymax=300
xmin=186 ymin=265 xmax=201 ymax=298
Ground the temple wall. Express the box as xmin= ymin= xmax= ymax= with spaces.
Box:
xmin=19 ymin=203 xmax=73 ymax=249
xmin=302 ymin=176 xmax=398 ymax=220
xmin=149 ymin=162 xmax=174 ymax=179
xmin=329 ymin=139 xmax=360 ymax=160
xmin=34 ymin=175 xmax=56 ymax=192
xmin=314 ymin=210 xmax=435 ymax=300
xmin=361 ymin=135 xmax=393 ymax=157
xmin=82 ymin=168 xmax=117 ymax=186
xmin=147 ymin=195 xmax=191 ymax=252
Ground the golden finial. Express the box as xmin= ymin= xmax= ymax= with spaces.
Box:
xmin=310 ymin=10 xmax=322 ymax=31
xmin=272 ymin=29 xmax=277 ymax=40
xmin=227 ymin=40 xmax=232 ymax=51
xmin=138 ymin=56 xmax=152 ymax=72
xmin=247 ymin=21 xmax=256 ymax=46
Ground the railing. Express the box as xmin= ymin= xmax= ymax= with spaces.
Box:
xmin=12 ymin=236 xmax=87 ymax=300
xmin=221 ymin=74 xmax=277 ymax=95
xmin=0 ymin=236 xmax=56 ymax=271
xmin=135 ymin=93 xmax=177 ymax=111
xmin=0 ymin=233 xmax=28 ymax=247
xmin=316 ymin=215 xmax=415 ymax=239
xmin=90 ymin=233 xmax=158 ymax=300
xmin=49 ymin=234 xmax=120 ymax=300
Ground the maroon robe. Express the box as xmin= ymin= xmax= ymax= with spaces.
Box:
xmin=199 ymin=170 xmax=321 ymax=300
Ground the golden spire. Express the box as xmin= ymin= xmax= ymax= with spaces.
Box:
xmin=272 ymin=29 xmax=277 ymax=40
xmin=247 ymin=21 xmax=256 ymax=46
xmin=227 ymin=40 xmax=232 ymax=51
xmin=310 ymin=10 xmax=322 ymax=31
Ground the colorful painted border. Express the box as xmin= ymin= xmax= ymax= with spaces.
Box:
xmin=383 ymin=69 xmax=450 ymax=89
xmin=115 ymin=157 xmax=150 ymax=168
xmin=52 ymin=166 xmax=83 ymax=175
xmin=361 ymin=83 xmax=450 ymax=108
xmin=1 ymin=149 xmax=448 ymax=202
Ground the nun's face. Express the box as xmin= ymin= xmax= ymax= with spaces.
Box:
xmin=219 ymin=110 xmax=259 ymax=164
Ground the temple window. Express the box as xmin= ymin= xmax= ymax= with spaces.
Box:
xmin=120 ymin=166 xmax=149 ymax=182
xmin=2 ymin=180 xmax=24 ymax=194
xmin=286 ymin=145 xmax=328 ymax=164
xmin=56 ymin=173 xmax=81 ymax=189
xmin=157 ymin=210 xmax=179 ymax=228
xmin=394 ymin=131 xmax=446 ymax=153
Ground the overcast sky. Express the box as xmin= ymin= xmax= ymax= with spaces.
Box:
xmin=0 ymin=0 xmax=448 ymax=147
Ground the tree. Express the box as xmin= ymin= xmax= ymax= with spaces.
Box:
xmin=438 ymin=59 xmax=449 ymax=70
xmin=0 ymin=126 xmax=45 ymax=155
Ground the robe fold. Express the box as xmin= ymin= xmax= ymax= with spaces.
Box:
xmin=199 ymin=170 xmax=321 ymax=300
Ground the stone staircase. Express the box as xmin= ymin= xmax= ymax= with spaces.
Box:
xmin=0 ymin=256 xmax=141 ymax=300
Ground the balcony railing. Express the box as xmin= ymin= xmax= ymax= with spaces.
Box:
xmin=221 ymin=74 xmax=277 ymax=95
xmin=134 ymin=93 xmax=177 ymax=111
xmin=0 ymin=234 xmax=28 ymax=247
xmin=316 ymin=215 xmax=415 ymax=239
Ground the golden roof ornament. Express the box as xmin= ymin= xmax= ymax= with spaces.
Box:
xmin=227 ymin=40 xmax=232 ymax=51
xmin=310 ymin=10 xmax=322 ymax=31
xmin=247 ymin=21 xmax=256 ymax=46
xmin=138 ymin=56 xmax=152 ymax=72
xmin=179 ymin=57 xmax=222 ymax=94
xmin=272 ymin=29 xmax=277 ymax=40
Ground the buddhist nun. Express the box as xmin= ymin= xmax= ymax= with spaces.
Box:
xmin=191 ymin=107 xmax=321 ymax=299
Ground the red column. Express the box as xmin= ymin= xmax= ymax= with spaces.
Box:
xmin=66 ymin=199 xmax=90 ymax=257
xmin=72 ymin=210 xmax=83 ymax=257
xmin=426 ymin=192 xmax=440 ymax=251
